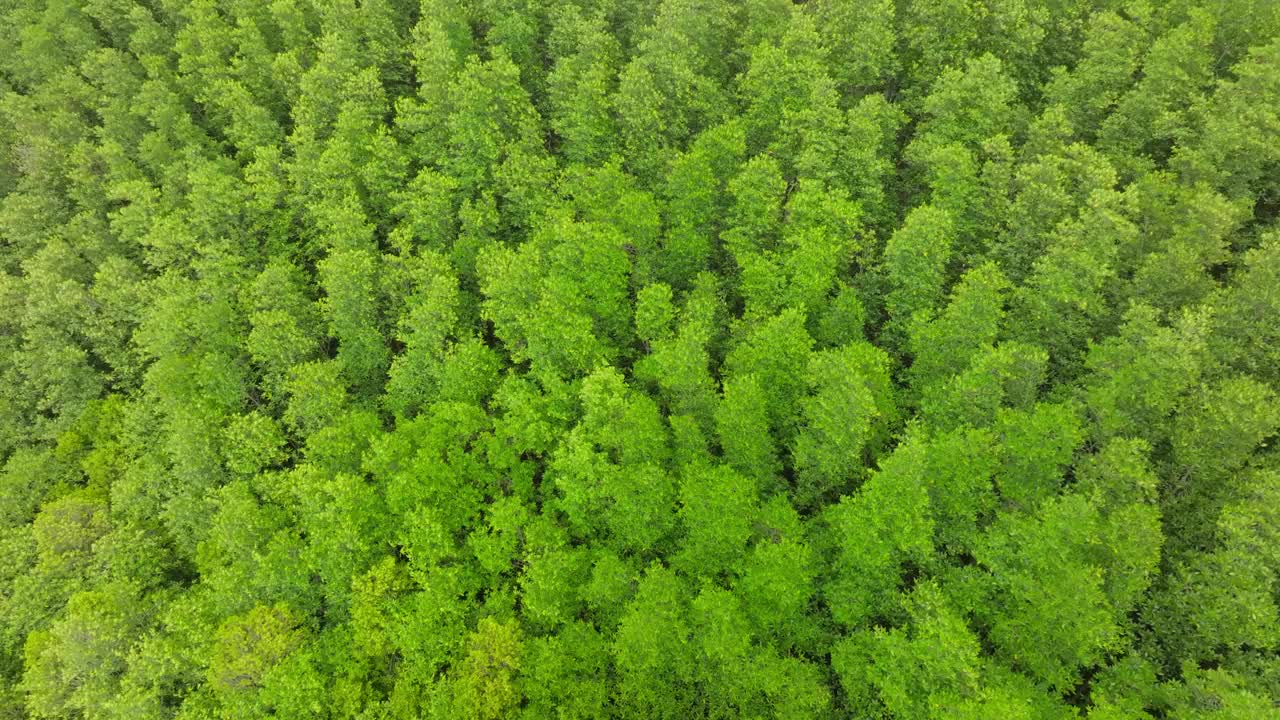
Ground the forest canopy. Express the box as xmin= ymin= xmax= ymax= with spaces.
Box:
xmin=2 ymin=0 xmax=1280 ymax=718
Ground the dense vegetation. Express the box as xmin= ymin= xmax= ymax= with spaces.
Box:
xmin=2 ymin=0 xmax=1280 ymax=717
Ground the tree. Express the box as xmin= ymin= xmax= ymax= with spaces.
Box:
xmin=1098 ymin=12 xmax=1216 ymax=179
xmin=613 ymin=61 xmax=668 ymax=185
xmin=1163 ymin=375 xmax=1280 ymax=560
xmin=722 ymin=154 xmax=786 ymax=270
xmin=546 ymin=8 xmax=620 ymax=166
xmin=840 ymin=94 xmax=906 ymax=232
xmin=715 ymin=373 xmax=780 ymax=491
xmin=449 ymin=618 xmax=523 ymax=720
xmin=909 ymin=261 xmax=1009 ymax=398
xmin=737 ymin=495 xmax=816 ymax=646
xmin=834 ymin=582 xmax=986 ymax=720
xmin=283 ymin=361 xmax=348 ymax=438
xmin=479 ymin=212 xmax=633 ymax=378
xmin=882 ymin=204 xmax=954 ymax=351
xmin=221 ymin=412 xmax=286 ymax=478
xmin=738 ymin=13 xmax=829 ymax=159
xmin=996 ymin=142 xmax=1119 ymax=284
xmin=518 ymin=521 xmax=592 ymax=633
xmin=395 ymin=17 xmax=463 ymax=168
xmin=826 ymin=437 xmax=933 ymax=628
xmin=368 ymin=401 xmax=493 ymax=541
xmin=561 ymin=162 xmax=662 ymax=289
xmin=662 ymin=120 xmax=745 ymax=289
xmin=676 ymin=463 xmax=757 ymax=578
xmin=616 ymin=0 xmax=734 ymax=157
xmin=546 ymin=367 xmax=674 ymax=553
xmin=805 ymin=0 xmax=895 ymax=96
xmin=633 ymin=274 xmax=720 ymax=429
xmin=1121 ymin=173 xmax=1246 ymax=318
xmin=792 ymin=342 xmax=895 ymax=509
xmin=244 ymin=258 xmax=323 ymax=404
xmin=1075 ymin=438 xmax=1164 ymax=625
xmin=446 ymin=50 xmax=541 ymax=199
xmin=992 ymin=401 xmax=1084 ymax=511
xmin=722 ymin=308 xmax=813 ymax=446
xmin=208 ymin=604 xmax=304 ymax=698
xmin=1007 ymin=194 xmax=1130 ymax=381
xmin=1210 ymin=232 xmax=1280 ymax=385
xmin=389 ymin=169 xmax=458 ymax=255
xmin=520 ymin=622 xmax=610 ymax=719
xmin=975 ymin=494 xmax=1122 ymax=692
xmin=923 ymin=426 xmax=1000 ymax=556
xmin=777 ymin=183 xmax=864 ymax=325
xmin=910 ymin=53 xmax=1020 ymax=156
xmin=1044 ymin=11 xmax=1146 ymax=140
xmin=1082 ymin=304 xmax=1209 ymax=445
xmin=314 ymin=197 xmax=389 ymax=396
xmin=612 ymin=565 xmax=695 ymax=719
xmin=383 ymin=251 xmax=462 ymax=419
xmin=21 ymin=582 xmax=154 ymax=719
xmin=1179 ymin=37 xmax=1280 ymax=206
xmin=919 ymin=341 xmax=1048 ymax=433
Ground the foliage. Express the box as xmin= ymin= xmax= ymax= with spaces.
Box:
xmin=2 ymin=1 xmax=1279 ymax=717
